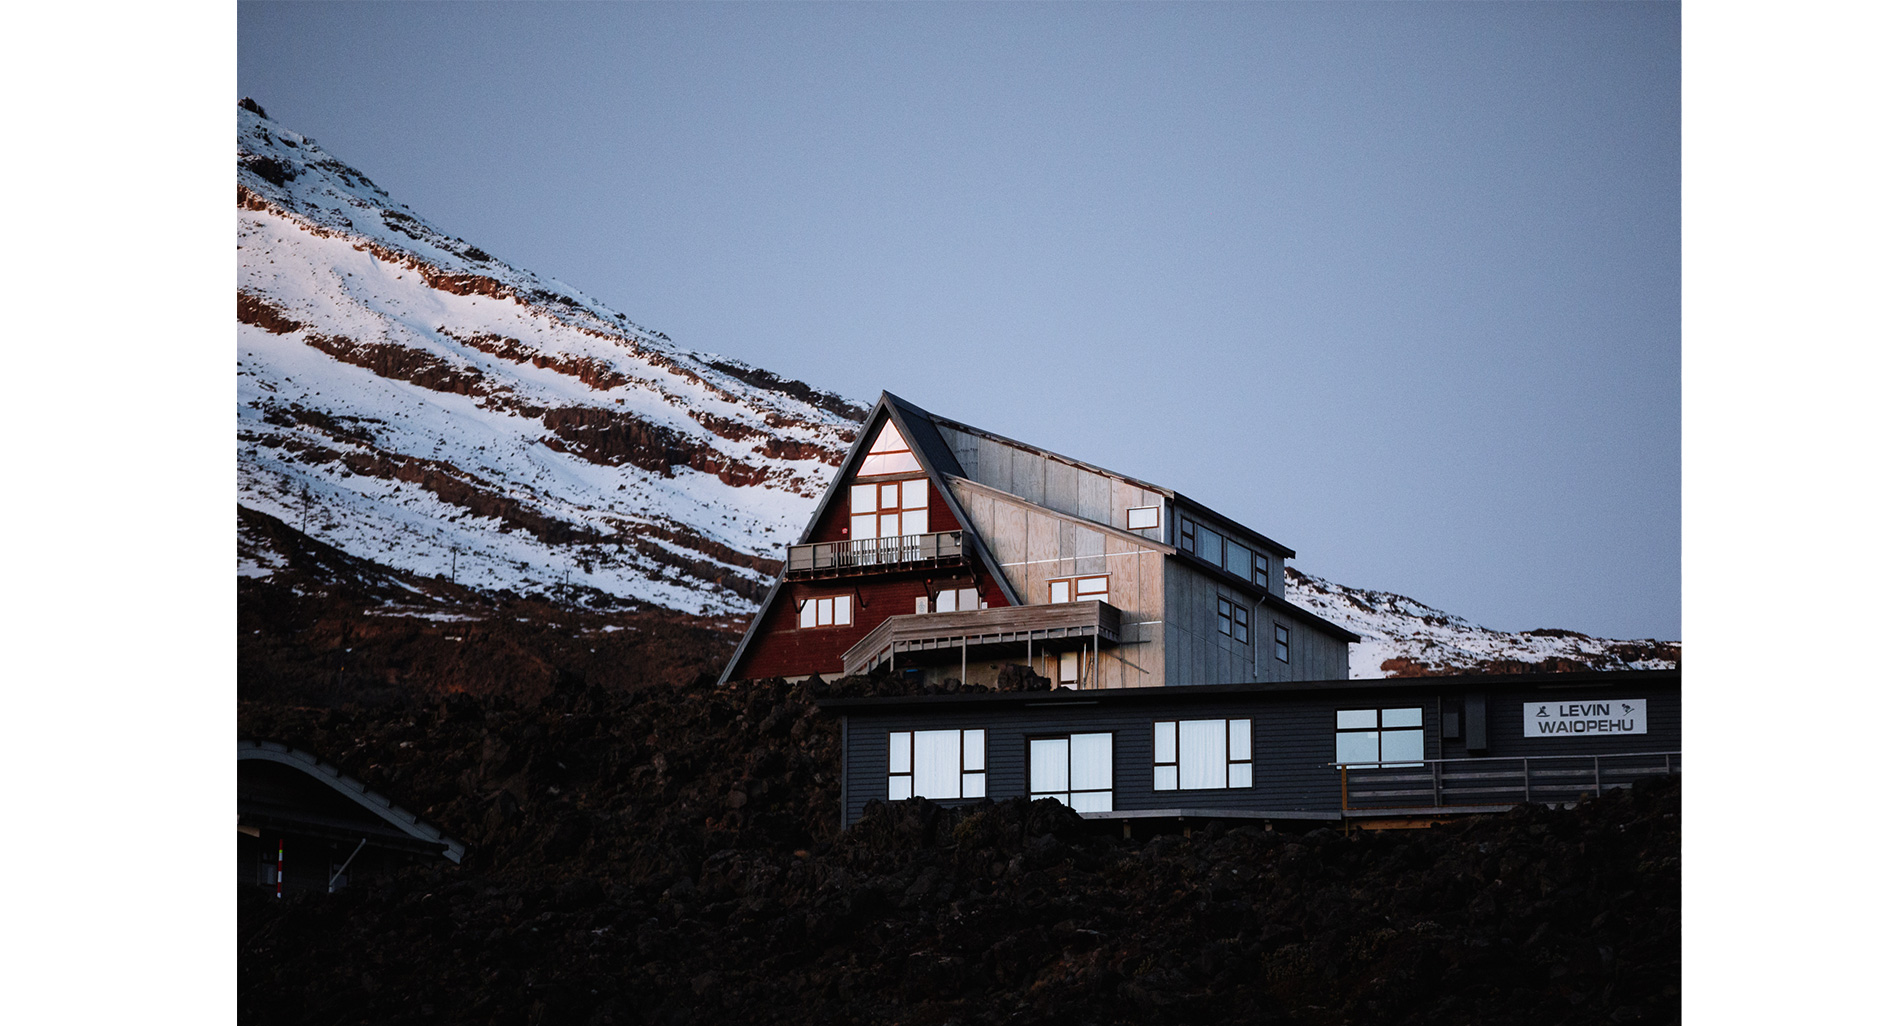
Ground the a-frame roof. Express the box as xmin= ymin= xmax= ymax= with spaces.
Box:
xmin=717 ymin=392 xmax=1020 ymax=684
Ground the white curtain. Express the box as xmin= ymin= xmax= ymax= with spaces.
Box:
xmin=1179 ymin=719 xmax=1226 ymax=789
xmin=914 ymin=729 xmax=962 ymax=799
xmin=1071 ymin=733 xmax=1113 ymax=792
xmin=1029 ymin=738 xmax=1069 ymax=796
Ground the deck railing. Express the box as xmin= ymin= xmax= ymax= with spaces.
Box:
xmin=785 ymin=531 xmax=966 ymax=576
xmin=1331 ymin=751 xmax=1681 ymax=813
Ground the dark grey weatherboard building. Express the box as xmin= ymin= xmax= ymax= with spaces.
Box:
xmin=821 ymin=670 xmax=1680 ymax=828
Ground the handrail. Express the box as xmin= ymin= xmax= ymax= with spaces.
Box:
xmin=786 ymin=530 xmax=965 ymax=575
xmin=1333 ymin=751 xmax=1681 ymax=815
xmin=1328 ymin=751 xmax=1682 ymax=770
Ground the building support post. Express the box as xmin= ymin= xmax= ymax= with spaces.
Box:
xmin=327 ymin=838 xmax=367 ymax=893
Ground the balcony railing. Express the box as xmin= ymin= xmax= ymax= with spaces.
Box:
xmin=785 ymin=531 xmax=967 ymax=577
xmin=1331 ymin=751 xmax=1681 ymax=815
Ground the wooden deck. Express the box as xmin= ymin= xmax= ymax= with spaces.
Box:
xmin=841 ymin=600 xmax=1123 ymax=676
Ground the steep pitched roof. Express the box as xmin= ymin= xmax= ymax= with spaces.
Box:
xmin=717 ymin=392 xmax=1020 ymax=683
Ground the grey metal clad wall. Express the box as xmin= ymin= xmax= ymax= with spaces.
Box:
xmin=843 ymin=695 xmax=1434 ymax=825
xmin=836 ymin=677 xmax=1680 ymax=827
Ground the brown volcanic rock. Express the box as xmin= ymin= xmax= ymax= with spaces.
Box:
xmin=238 ymin=637 xmax=1679 ymax=1025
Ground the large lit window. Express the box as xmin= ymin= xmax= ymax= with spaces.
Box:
xmin=1335 ymin=708 xmax=1424 ymax=767
xmin=851 ymin=477 xmax=928 ymax=539
xmin=1217 ymin=597 xmax=1250 ymax=644
xmin=1048 ymin=575 xmax=1108 ymax=604
xmin=1029 ymin=732 xmax=1113 ymax=812
xmin=1153 ymin=719 xmax=1252 ymax=790
xmin=888 ymin=729 xmax=985 ymax=800
xmin=798 ymin=595 xmax=854 ymax=628
xmin=857 ymin=421 xmax=921 ymax=477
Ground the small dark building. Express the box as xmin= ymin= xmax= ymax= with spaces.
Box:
xmin=821 ymin=669 xmax=1680 ymax=829
xmin=239 ymin=740 xmax=464 ymax=894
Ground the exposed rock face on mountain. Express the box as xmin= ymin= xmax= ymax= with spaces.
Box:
xmin=1286 ymin=569 xmax=1680 ymax=679
xmin=237 ymin=100 xmax=865 ymax=616
xmin=236 ymin=99 xmax=1675 ymax=674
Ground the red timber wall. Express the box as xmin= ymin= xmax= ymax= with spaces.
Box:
xmin=729 ymin=474 xmax=1012 ymax=681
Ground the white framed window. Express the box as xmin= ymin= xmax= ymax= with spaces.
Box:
xmin=857 ymin=420 xmax=922 ymax=477
xmin=1126 ymin=505 xmax=1161 ymax=531
xmin=1029 ymin=732 xmax=1113 ymax=812
xmin=1216 ymin=597 xmax=1249 ymax=644
xmin=1153 ymin=719 xmax=1252 ymax=790
xmin=888 ymin=729 xmax=985 ymax=801
xmin=1274 ymin=623 xmax=1290 ymax=662
xmin=1335 ymin=708 xmax=1424 ymax=768
xmin=935 ymin=586 xmax=981 ymax=613
xmin=797 ymin=594 xmax=854 ymax=628
xmin=1048 ymin=574 xmax=1108 ymax=604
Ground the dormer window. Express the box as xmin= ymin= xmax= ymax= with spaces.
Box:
xmin=856 ymin=421 xmax=921 ymax=477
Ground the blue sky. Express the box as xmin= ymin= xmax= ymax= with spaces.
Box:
xmin=239 ymin=2 xmax=1681 ymax=640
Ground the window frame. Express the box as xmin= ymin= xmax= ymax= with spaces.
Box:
xmin=1216 ymin=597 xmax=1250 ymax=644
xmin=857 ymin=421 xmax=922 ymax=478
xmin=1048 ymin=574 xmax=1109 ymax=604
xmin=1027 ymin=731 xmax=1114 ymax=812
xmin=1152 ymin=719 xmax=1253 ymax=791
xmin=888 ymin=728 xmax=986 ymax=801
xmin=1334 ymin=707 xmax=1426 ymax=768
xmin=797 ymin=594 xmax=854 ymax=629
xmin=1274 ymin=623 xmax=1290 ymax=662
xmin=1126 ymin=505 xmax=1162 ymax=531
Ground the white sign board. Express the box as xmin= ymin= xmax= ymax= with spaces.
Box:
xmin=1523 ymin=699 xmax=1647 ymax=738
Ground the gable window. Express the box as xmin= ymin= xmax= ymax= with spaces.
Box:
xmin=1049 ymin=575 xmax=1108 ymax=604
xmin=1274 ymin=623 xmax=1290 ymax=662
xmin=851 ymin=477 xmax=928 ymax=539
xmin=798 ymin=595 xmax=854 ymax=628
xmin=888 ymin=729 xmax=985 ymax=800
xmin=1153 ymin=719 xmax=1252 ymax=790
xmin=1029 ymin=732 xmax=1113 ymax=812
xmin=1335 ymin=708 xmax=1424 ymax=768
xmin=1216 ymin=597 xmax=1249 ymax=644
xmin=857 ymin=421 xmax=922 ymax=477
xmin=1126 ymin=505 xmax=1161 ymax=531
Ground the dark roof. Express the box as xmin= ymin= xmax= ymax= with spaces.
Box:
xmin=816 ymin=668 xmax=1681 ymax=712
xmin=717 ymin=391 xmax=1019 ymax=684
xmin=238 ymin=740 xmax=465 ymax=863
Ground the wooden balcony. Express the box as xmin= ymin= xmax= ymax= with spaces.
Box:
xmin=841 ymin=600 xmax=1123 ymax=676
xmin=785 ymin=531 xmax=968 ymax=579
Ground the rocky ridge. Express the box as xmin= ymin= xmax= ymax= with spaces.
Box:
xmin=237 ymin=99 xmax=865 ymax=616
xmin=1285 ymin=569 xmax=1680 ymax=679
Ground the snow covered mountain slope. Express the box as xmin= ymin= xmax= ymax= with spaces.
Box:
xmin=235 ymin=99 xmax=1677 ymax=673
xmin=1285 ymin=568 xmax=1679 ymax=679
xmin=237 ymin=99 xmax=865 ymax=615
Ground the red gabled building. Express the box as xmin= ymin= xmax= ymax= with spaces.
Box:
xmin=720 ymin=392 xmax=1356 ymax=688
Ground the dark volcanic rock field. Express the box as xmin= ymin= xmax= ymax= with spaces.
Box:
xmin=237 ymin=670 xmax=1679 ymax=1026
